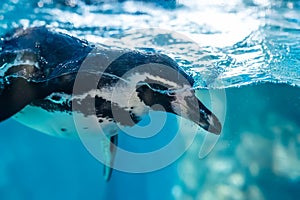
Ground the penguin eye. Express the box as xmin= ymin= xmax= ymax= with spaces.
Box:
xmin=166 ymin=90 xmax=176 ymax=96
xmin=136 ymin=84 xmax=154 ymax=105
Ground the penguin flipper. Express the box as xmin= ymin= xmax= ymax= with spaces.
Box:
xmin=102 ymin=134 xmax=118 ymax=181
xmin=0 ymin=77 xmax=49 ymax=122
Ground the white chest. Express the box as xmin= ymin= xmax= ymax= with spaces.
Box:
xmin=13 ymin=105 xmax=119 ymax=139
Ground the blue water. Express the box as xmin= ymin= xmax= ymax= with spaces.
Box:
xmin=1 ymin=0 xmax=300 ymax=199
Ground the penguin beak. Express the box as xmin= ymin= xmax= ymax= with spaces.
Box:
xmin=182 ymin=97 xmax=222 ymax=135
xmin=197 ymin=107 xmax=222 ymax=135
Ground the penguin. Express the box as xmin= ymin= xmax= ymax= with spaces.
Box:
xmin=0 ymin=27 xmax=221 ymax=180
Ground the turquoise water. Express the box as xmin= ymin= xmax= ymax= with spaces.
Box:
xmin=1 ymin=0 xmax=300 ymax=199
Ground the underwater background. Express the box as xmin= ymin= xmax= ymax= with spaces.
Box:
xmin=1 ymin=0 xmax=300 ymax=199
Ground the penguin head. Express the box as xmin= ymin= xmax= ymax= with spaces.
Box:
xmin=135 ymin=80 xmax=222 ymax=135
xmin=103 ymin=51 xmax=222 ymax=135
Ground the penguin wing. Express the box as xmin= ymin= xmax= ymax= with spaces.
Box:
xmin=0 ymin=77 xmax=51 ymax=122
xmin=102 ymin=134 xmax=118 ymax=181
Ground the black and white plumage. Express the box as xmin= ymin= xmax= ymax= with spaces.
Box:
xmin=0 ymin=27 xmax=222 ymax=180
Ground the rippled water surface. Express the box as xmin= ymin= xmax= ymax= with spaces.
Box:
xmin=1 ymin=0 xmax=300 ymax=88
